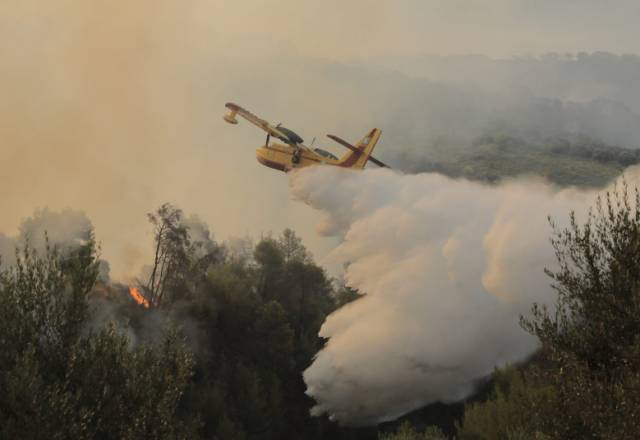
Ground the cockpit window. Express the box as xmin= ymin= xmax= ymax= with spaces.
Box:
xmin=277 ymin=127 xmax=304 ymax=145
xmin=314 ymin=148 xmax=338 ymax=160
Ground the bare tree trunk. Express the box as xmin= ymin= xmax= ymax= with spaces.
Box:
xmin=147 ymin=223 xmax=166 ymax=303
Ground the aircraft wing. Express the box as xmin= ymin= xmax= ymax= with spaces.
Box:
xmin=224 ymin=102 xmax=298 ymax=145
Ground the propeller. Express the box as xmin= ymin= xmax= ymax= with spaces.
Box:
xmin=327 ymin=134 xmax=390 ymax=168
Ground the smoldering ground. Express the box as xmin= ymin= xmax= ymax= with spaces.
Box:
xmin=289 ymin=165 xmax=634 ymax=425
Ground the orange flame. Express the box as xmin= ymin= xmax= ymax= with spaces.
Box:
xmin=129 ymin=287 xmax=150 ymax=308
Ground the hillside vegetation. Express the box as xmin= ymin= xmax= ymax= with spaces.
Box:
xmin=394 ymin=132 xmax=640 ymax=187
xmin=0 ymin=207 xmax=379 ymax=439
xmin=2 ymin=183 xmax=640 ymax=439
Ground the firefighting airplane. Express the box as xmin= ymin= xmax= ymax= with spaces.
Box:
xmin=223 ymin=102 xmax=389 ymax=172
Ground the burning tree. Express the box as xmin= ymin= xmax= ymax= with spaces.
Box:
xmin=139 ymin=203 xmax=227 ymax=308
xmin=145 ymin=203 xmax=190 ymax=307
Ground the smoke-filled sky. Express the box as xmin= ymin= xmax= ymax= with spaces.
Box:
xmin=11 ymin=0 xmax=631 ymax=59
xmin=2 ymin=0 xmax=640 ymax=277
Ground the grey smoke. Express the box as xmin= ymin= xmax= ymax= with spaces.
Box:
xmin=358 ymin=53 xmax=640 ymax=113
xmin=322 ymin=57 xmax=640 ymax=153
xmin=0 ymin=208 xmax=95 ymax=269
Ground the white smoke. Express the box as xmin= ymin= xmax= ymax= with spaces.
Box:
xmin=289 ymin=166 xmax=615 ymax=425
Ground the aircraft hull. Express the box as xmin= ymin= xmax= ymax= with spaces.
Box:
xmin=256 ymin=144 xmax=329 ymax=173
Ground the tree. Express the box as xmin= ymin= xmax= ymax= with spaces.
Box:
xmin=278 ymin=228 xmax=311 ymax=263
xmin=254 ymin=237 xmax=285 ymax=299
xmin=379 ymin=421 xmax=446 ymax=440
xmin=457 ymin=366 xmax=555 ymax=440
xmin=146 ymin=203 xmax=190 ymax=306
xmin=334 ymin=280 xmax=365 ymax=308
xmin=0 ymin=235 xmax=197 ymax=439
xmin=520 ymin=182 xmax=640 ymax=439
xmin=179 ymin=229 xmax=343 ymax=439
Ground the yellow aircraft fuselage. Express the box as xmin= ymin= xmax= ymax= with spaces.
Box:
xmin=256 ymin=144 xmax=326 ymax=172
xmin=223 ymin=102 xmax=386 ymax=172
xmin=256 ymin=129 xmax=382 ymax=172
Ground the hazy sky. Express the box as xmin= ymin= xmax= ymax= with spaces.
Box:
xmin=197 ymin=0 xmax=639 ymax=58
xmin=2 ymin=0 xmax=639 ymax=278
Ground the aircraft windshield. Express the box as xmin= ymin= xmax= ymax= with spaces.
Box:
xmin=278 ymin=127 xmax=304 ymax=144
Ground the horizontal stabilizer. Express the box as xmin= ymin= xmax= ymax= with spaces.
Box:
xmin=327 ymin=133 xmax=390 ymax=168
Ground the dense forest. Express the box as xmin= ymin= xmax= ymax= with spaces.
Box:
xmin=393 ymin=130 xmax=640 ymax=187
xmin=2 ymin=184 xmax=640 ymax=439
xmin=0 ymin=204 xmax=378 ymax=440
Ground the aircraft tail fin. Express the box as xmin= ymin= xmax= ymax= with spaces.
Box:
xmin=335 ymin=128 xmax=382 ymax=169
